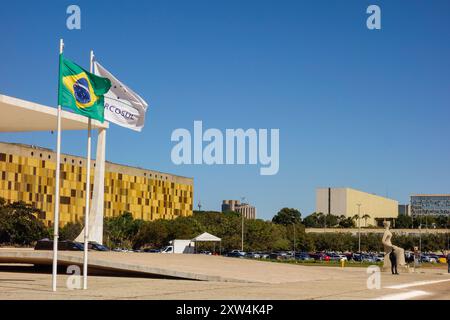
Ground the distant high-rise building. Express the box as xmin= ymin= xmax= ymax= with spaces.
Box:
xmin=398 ymin=204 xmax=411 ymax=216
xmin=410 ymin=194 xmax=450 ymax=216
xmin=222 ymin=200 xmax=256 ymax=219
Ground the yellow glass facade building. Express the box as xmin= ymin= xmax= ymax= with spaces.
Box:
xmin=0 ymin=142 xmax=193 ymax=226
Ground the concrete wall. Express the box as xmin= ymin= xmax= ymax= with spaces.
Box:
xmin=346 ymin=188 xmax=398 ymax=226
xmin=305 ymin=228 xmax=449 ymax=236
xmin=316 ymin=188 xmax=398 ymax=226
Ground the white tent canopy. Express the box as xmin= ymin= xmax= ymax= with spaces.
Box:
xmin=192 ymin=232 xmax=221 ymax=242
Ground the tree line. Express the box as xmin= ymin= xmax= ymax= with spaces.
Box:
xmin=0 ymin=200 xmax=448 ymax=253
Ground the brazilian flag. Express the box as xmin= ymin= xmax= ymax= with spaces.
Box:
xmin=58 ymin=55 xmax=111 ymax=122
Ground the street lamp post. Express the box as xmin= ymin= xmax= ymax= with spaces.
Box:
xmin=447 ymin=212 xmax=449 ymax=251
xmin=241 ymin=211 xmax=244 ymax=252
xmin=419 ymin=223 xmax=422 ymax=260
xmin=357 ymin=204 xmax=362 ymax=258
xmin=241 ymin=197 xmax=246 ymax=252
xmin=293 ymin=220 xmax=296 ymax=259
xmin=447 ymin=213 xmax=449 ymax=251
xmin=419 ymin=214 xmax=423 ymax=254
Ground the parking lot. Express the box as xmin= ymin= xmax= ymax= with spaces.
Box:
xmin=221 ymin=250 xmax=448 ymax=267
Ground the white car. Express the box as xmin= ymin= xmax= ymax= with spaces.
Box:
xmin=337 ymin=254 xmax=348 ymax=261
xmin=231 ymin=250 xmax=246 ymax=256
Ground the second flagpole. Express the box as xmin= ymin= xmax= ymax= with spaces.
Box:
xmin=82 ymin=50 xmax=94 ymax=290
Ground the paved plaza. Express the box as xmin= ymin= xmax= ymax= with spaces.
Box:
xmin=0 ymin=249 xmax=449 ymax=300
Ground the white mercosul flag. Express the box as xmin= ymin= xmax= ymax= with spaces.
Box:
xmin=93 ymin=61 xmax=148 ymax=131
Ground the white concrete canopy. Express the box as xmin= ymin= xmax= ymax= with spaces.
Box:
xmin=0 ymin=93 xmax=107 ymax=244
xmin=0 ymin=94 xmax=108 ymax=132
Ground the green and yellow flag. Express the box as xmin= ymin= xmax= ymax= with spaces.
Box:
xmin=58 ymin=55 xmax=111 ymax=122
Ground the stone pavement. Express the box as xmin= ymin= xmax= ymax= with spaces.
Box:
xmin=0 ymin=248 xmax=449 ymax=300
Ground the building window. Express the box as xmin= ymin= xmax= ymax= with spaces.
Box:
xmin=60 ymin=196 xmax=70 ymax=205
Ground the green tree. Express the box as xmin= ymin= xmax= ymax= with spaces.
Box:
xmin=103 ymin=212 xmax=143 ymax=249
xmin=0 ymin=199 xmax=49 ymax=245
xmin=59 ymin=221 xmax=83 ymax=241
xmin=272 ymin=208 xmax=302 ymax=225
xmin=361 ymin=214 xmax=371 ymax=227
xmin=395 ymin=215 xmax=413 ymax=229
xmin=352 ymin=214 xmax=361 ymax=227
xmin=324 ymin=213 xmax=339 ymax=228
xmin=303 ymin=213 xmax=320 ymax=228
xmin=338 ymin=216 xmax=355 ymax=228
xmin=133 ymin=219 xmax=169 ymax=249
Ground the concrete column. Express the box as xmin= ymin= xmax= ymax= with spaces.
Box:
xmin=75 ymin=128 xmax=106 ymax=244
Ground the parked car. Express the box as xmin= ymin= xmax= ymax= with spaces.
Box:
xmin=258 ymin=252 xmax=270 ymax=259
xmin=295 ymin=252 xmax=314 ymax=261
xmin=352 ymin=253 xmax=375 ymax=262
xmin=309 ymin=252 xmax=330 ymax=261
xmin=284 ymin=252 xmax=295 ymax=260
xmin=226 ymin=251 xmax=245 ymax=258
xmin=327 ymin=253 xmax=347 ymax=261
xmin=144 ymin=248 xmax=161 ymax=253
xmin=35 ymin=239 xmax=84 ymax=251
xmin=428 ymin=254 xmax=440 ymax=262
xmin=113 ymin=248 xmax=133 ymax=252
xmin=268 ymin=252 xmax=286 ymax=260
xmin=420 ymin=255 xmax=437 ymax=263
xmin=88 ymin=242 xmax=109 ymax=251
xmin=230 ymin=250 xmax=246 ymax=256
xmin=246 ymin=252 xmax=261 ymax=259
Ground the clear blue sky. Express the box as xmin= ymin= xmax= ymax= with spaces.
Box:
xmin=1 ymin=0 xmax=449 ymax=220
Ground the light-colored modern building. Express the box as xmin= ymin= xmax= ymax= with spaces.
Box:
xmin=398 ymin=204 xmax=411 ymax=216
xmin=0 ymin=141 xmax=194 ymax=227
xmin=410 ymin=194 xmax=450 ymax=216
xmin=222 ymin=200 xmax=256 ymax=219
xmin=316 ymin=187 xmax=398 ymax=227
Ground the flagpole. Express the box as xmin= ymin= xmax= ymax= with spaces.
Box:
xmin=82 ymin=50 xmax=94 ymax=290
xmin=52 ymin=38 xmax=64 ymax=292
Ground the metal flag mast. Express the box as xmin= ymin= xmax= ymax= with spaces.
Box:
xmin=82 ymin=50 xmax=94 ymax=290
xmin=52 ymin=38 xmax=64 ymax=292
